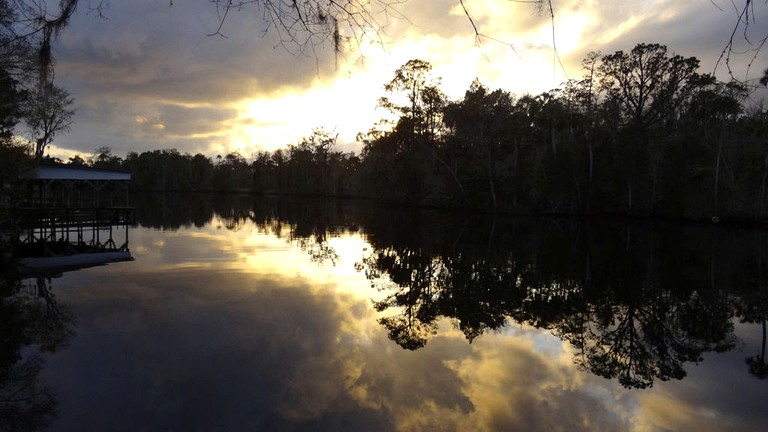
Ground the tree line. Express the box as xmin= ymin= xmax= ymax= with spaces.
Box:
xmin=78 ymin=133 xmax=363 ymax=196
xmin=79 ymin=44 xmax=768 ymax=221
xmin=359 ymin=46 xmax=768 ymax=221
xmin=3 ymin=39 xmax=768 ymax=221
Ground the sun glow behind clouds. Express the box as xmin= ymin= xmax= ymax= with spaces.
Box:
xmin=206 ymin=0 xmax=763 ymax=159
xmin=224 ymin=75 xmax=386 ymax=155
xmin=219 ymin=28 xmax=577 ymax=157
xmin=207 ymin=0 xmax=597 ymax=159
xmin=48 ymin=0 xmax=768 ymax=160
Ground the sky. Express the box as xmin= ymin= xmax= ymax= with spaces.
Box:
xmin=40 ymin=0 xmax=768 ymax=160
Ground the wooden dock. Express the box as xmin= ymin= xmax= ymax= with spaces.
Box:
xmin=15 ymin=206 xmax=134 ymax=258
xmin=7 ymin=162 xmax=135 ymax=272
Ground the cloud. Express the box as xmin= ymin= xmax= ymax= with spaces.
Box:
xmin=40 ymin=0 xmax=768 ymax=159
xmin=59 ymin=1 xmax=338 ymax=100
xmin=50 ymin=0 xmax=343 ymax=156
xmin=563 ymin=0 xmax=768 ymax=78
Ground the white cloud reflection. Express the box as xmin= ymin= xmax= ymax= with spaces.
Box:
xmin=33 ymin=220 xmax=768 ymax=431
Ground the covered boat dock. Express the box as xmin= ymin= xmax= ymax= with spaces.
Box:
xmin=14 ymin=162 xmax=134 ymax=266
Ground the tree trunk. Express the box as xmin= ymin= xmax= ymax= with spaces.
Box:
xmin=433 ymin=151 xmax=469 ymax=206
xmin=486 ymin=217 xmax=496 ymax=255
xmin=584 ymin=140 xmax=593 ymax=212
xmin=551 ymin=127 xmax=557 ymax=156
xmin=486 ymin=151 xmax=497 ymax=209
xmin=573 ymin=176 xmax=582 ymax=213
xmin=650 ymin=163 xmax=657 ymax=213
xmin=714 ymin=127 xmax=723 ymax=217
xmin=35 ymin=138 xmax=47 ymax=160
xmin=513 ymin=140 xmax=520 ymax=207
xmin=757 ymin=155 xmax=768 ymax=221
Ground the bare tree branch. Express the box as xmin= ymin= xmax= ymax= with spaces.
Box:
xmin=715 ymin=0 xmax=768 ymax=84
xmin=459 ymin=0 xmax=519 ymax=57
xmin=2 ymin=0 xmax=407 ymax=86
xmin=207 ymin=0 xmax=406 ymax=60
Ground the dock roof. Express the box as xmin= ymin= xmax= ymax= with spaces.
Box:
xmin=20 ymin=162 xmax=131 ymax=181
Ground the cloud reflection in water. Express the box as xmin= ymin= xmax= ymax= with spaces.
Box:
xmin=32 ymin=217 xmax=767 ymax=432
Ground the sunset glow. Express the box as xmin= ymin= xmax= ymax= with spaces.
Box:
xmin=47 ymin=0 xmax=767 ymax=159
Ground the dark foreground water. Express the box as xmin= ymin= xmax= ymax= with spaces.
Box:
xmin=3 ymin=194 xmax=768 ymax=431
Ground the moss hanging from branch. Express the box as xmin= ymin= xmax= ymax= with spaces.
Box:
xmin=34 ymin=0 xmax=78 ymax=87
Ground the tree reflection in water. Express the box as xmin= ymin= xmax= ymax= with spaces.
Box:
xmin=356 ymin=217 xmax=763 ymax=389
xmin=734 ymin=230 xmax=768 ymax=378
xmin=133 ymin=194 xmax=768 ymax=389
xmin=0 ymin=266 xmax=76 ymax=430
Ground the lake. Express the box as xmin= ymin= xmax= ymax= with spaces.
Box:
xmin=3 ymin=194 xmax=768 ymax=431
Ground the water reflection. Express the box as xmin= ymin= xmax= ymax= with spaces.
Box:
xmin=0 ymin=267 xmax=75 ymax=430
xmin=29 ymin=263 xmax=632 ymax=431
xmin=5 ymin=194 xmax=768 ymax=431
xmin=736 ymin=247 xmax=768 ymax=378
xmin=131 ymin=194 xmax=768 ymax=389
xmin=2 ymin=208 xmax=128 ymax=430
xmin=359 ymin=219 xmax=761 ymax=389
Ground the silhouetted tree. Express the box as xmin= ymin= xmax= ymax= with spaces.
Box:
xmin=444 ymin=80 xmax=517 ymax=208
xmin=597 ymin=43 xmax=707 ymax=212
xmin=91 ymin=146 xmax=123 ymax=170
xmin=22 ymin=83 xmax=74 ymax=160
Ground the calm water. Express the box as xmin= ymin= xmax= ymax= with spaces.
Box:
xmin=3 ymin=194 xmax=768 ymax=431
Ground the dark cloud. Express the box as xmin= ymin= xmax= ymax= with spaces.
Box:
xmin=49 ymin=0 xmax=340 ymax=156
xmin=565 ymin=1 xmax=768 ymax=80
xmin=51 ymin=98 xmax=235 ymax=156
xmin=152 ymin=104 xmax=237 ymax=135
xmin=41 ymin=0 xmax=768 ymax=158
xmin=58 ymin=0 xmax=336 ymax=101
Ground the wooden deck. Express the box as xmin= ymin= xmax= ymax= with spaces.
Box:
xmin=15 ymin=206 xmax=134 ymax=260
xmin=15 ymin=206 xmax=134 ymax=229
